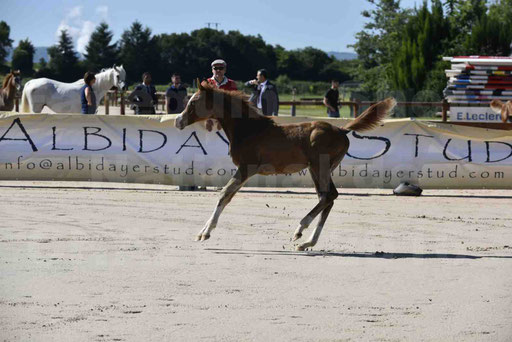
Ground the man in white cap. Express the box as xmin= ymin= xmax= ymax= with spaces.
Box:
xmin=205 ymin=59 xmax=238 ymax=131
xmin=206 ymin=59 xmax=238 ymax=91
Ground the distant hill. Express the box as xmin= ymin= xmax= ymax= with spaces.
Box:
xmin=328 ymin=51 xmax=358 ymax=60
xmin=6 ymin=46 xmax=83 ymax=63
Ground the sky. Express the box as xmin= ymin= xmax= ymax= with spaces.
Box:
xmin=1 ymin=0 xmax=426 ymax=54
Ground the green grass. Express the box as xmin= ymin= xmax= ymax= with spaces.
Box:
xmin=278 ymin=105 xmax=353 ymax=118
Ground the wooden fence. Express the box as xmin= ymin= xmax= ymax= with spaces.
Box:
xmin=9 ymin=91 xmax=497 ymax=124
xmin=101 ymin=90 xmax=451 ymax=120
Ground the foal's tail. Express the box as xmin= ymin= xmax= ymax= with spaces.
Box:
xmin=343 ymin=98 xmax=396 ymax=132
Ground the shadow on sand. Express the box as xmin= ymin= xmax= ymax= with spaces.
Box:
xmin=204 ymin=248 xmax=512 ymax=260
xmin=1 ymin=184 xmax=511 ymax=199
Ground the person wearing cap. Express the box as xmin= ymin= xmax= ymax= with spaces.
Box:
xmin=205 ymin=59 xmax=238 ymax=131
xmin=206 ymin=59 xmax=237 ymax=91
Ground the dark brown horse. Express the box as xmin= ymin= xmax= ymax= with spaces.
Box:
xmin=175 ymin=81 xmax=396 ymax=250
xmin=0 ymin=70 xmax=21 ymax=111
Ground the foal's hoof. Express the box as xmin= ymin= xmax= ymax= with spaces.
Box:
xmin=296 ymin=245 xmax=307 ymax=251
xmin=200 ymin=234 xmax=210 ymax=241
xmin=292 ymin=233 xmax=302 ymax=241
xmin=195 ymin=235 xmax=202 ymax=241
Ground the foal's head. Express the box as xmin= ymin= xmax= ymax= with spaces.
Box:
xmin=2 ymin=70 xmax=21 ymax=92
xmin=490 ymin=99 xmax=512 ymax=123
xmin=175 ymin=79 xmax=258 ymax=130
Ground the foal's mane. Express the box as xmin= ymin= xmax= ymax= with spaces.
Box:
xmin=2 ymin=73 xmax=13 ymax=89
xmin=200 ymin=83 xmax=272 ymax=122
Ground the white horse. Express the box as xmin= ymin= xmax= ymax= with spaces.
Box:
xmin=20 ymin=65 xmax=126 ymax=113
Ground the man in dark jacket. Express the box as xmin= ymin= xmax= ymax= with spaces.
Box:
xmin=245 ymin=69 xmax=279 ymax=116
xmin=165 ymin=73 xmax=188 ymax=114
xmin=129 ymin=72 xmax=158 ymax=114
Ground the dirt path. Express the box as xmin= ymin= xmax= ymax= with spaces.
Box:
xmin=1 ymin=181 xmax=511 ymax=341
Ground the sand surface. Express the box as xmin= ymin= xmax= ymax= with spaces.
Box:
xmin=0 ymin=181 xmax=511 ymax=341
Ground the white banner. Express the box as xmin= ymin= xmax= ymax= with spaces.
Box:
xmin=0 ymin=113 xmax=511 ymax=189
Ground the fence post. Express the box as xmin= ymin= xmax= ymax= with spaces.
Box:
xmin=15 ymin=97 xmax=19 ymax=112
xmin=354 ymin=99 xmax=361 ymax=118
xmin=114 ymin=89 xmax=118 ymax=106
xmin=441 ymin=99 xmax=449 ymax=122
xmin=104 ymin=93 xmax=109 ymax=115
xmin=120 ymin=91 xmax=125 ymax=115
xmin=290 ymin=88 xmax=296 ymax=116
xmin=291 ymin=102 xmax=296 ymax=116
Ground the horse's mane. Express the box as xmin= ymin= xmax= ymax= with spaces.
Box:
xmin=200 ymin=83 xmax=271 ymax=122
xmin=2 ymin=73 xmax=13 ymax=89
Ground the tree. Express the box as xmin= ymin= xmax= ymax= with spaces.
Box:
xmin=443 ymin=0 xmax=488 ymax=55
xmin=38 ymin=58 xmax=47 ymax=70
xmin=84 ymin=22 xmax=118 ymax=72
xmin=0 ymin=21 xmax=13 ymax=70
xmin=157 ymin=28 xmax=278 ymax=83
xmin=464 ymin=14 xmax=512 ymax=56
xmin=392 ymin=1 xmax=449 ymax=94
xmin=47 ymin=30 xmax=81 ymax=81
xmin=118 ymin=21 xmax=160 ymax=84
xmin=463 ymin=0 xmax=512 ymax=56
xmin=350 ymin=0 xmax=412 ymax=95
xmin=12 ymin=38 xmax=35 ymax=76
xmin=157 ymin=32 xmax=197 ymax=81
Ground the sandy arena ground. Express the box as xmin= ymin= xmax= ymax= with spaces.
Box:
xmin=0 ymin=181 xmax=511 ymax=341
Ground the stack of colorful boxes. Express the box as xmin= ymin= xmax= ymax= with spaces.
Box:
xmin=443 ymin=56 xmax=512 ymax=105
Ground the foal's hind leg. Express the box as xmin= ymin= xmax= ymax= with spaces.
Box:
xmin=292 ymin=168 xmax=323 ymax=241
xmin=197 ymin=168 xmax=252 ymax=241
xmin=293 ymin=156 xmax=338 ymax=244
xmin=296 ymin=179 xmax=338 ymax=251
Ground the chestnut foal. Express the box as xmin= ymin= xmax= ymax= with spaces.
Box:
xmin=175 ymin=82 xmax=396 ymax=250
xmin=490 ymin=99 xmax=512 ymax=123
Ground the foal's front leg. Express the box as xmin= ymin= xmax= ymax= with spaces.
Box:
xmin=197 ymin=169 xmax=250 ymax=241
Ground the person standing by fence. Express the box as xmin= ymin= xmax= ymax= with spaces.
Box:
xmin=323 ymin=79 xmax=340 ymax=118
xmin=205 ymin=59 xmax=237 ymax=131
xmin=245 ymin=69 xmax=279 ymax=116
xmin=80 ymin=72 xmax=97 ymax=114
xmin=165 ymin=73 xmax=188 ymax=114
xmin=206 ymin=59 xmax=237 ymax=91
xmin=130 ymin=72 xmax=158 ymax=114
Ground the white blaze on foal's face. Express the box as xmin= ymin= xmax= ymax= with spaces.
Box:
xmin=175 ymin=92 xmax=200 ymax=130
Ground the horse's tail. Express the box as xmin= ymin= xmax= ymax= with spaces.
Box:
xmin=343 ymin=98 xmax=396 ymax=132
xmin=20 ymin=86 xmax=30 ymax=113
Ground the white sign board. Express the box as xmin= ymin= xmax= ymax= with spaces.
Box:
xmin=0 ymin=114 xmax=511 ymax=189
xmin=449 ymin=107 xmax=503 ymax=122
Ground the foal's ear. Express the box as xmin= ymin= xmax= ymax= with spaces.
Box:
xmin=197 ymin=78 xmax=204 ymax=91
